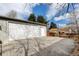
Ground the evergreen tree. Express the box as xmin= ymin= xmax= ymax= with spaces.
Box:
xmin=49 ymin=22 xmax=57 ymax=29
xmin=37 ymin=16 xmax=47 ymax=24
xmin=28 ymin=14 xmax=36 ymax=22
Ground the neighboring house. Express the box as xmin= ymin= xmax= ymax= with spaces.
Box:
xmin=59 ymin=25 xmax=79 ymax=34
xmin=49 ymin=28 xmax=58 ymax=33
xmin=48 ymin=28 xmax=58 ymax=36
xmin=48 ymin=25 xmax=79 ymax=36
xmin=59 ymin=27 xmax=70 ymax=33
xmin=0 ymin=16 xmax=47 ymax=43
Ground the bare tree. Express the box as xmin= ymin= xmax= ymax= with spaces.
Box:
xmin=68 ymin=4 xmax=79 ymax=34
xmin=7 ymin=10 xmax=17 ymax=18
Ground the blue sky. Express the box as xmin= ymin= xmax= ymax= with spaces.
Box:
xmin=32 ymin=3 xmax=73 ymax=28
xmin=33 ymin=4 xmax=48 ymax=18
xmin=32 ymin=3 xmax=79 ymax=28
xmin=0 ymin=3 xmax=79 ymax=28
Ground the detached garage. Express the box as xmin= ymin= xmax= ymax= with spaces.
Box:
xmin=0 ymin=16 xmax=47 ymax=43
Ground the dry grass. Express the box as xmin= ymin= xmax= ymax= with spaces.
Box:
xmin=69 ymin=35 xmax=79 ymax=56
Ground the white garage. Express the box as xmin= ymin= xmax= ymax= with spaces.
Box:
xmin=0 ymin=16 xmax=47 ymax=42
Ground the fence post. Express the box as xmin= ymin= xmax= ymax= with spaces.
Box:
xmin=0 ymin=41 xmax=2 ymax=56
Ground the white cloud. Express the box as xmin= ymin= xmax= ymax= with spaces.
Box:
xmin=58 ymin=24 xmax=67 ymax=27
xmin=46 ymin=3 xmax=74 ymax=21
xmin=54 ymin=16 xmax=65 ymax=21
xmin=46 ymin=3 xmax=66 ymax=20
xmin=0 ymin=3 xmax=39 ymax=18
xmin=74 ymin=4 xmax=79 ymax=8
xmin=23 ymin=3 xmax=39 ymax=16
xmin=0 ymin=3 xmax=25 ymax=16
xmin=54 ymin=13 xmax=70 ymax=21
xmin=54 ymin=7 xmax=79 ymax=23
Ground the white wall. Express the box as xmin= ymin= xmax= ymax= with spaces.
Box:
xmin=40 ymin=26 xmax=47 ymax=36
xmin=8 ymin=22 xmax=47 ymax=40
xmin=0 ymin=20 xmax=9 ymax=43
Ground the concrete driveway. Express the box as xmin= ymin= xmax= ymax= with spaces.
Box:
xmin=27 ymin=37 xmax=75 ymax=56
xmin=2 ymin=37 xmax=75 ymax=56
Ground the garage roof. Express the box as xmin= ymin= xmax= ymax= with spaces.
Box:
xmin=0 ymin=16 xmax=46 ymax=26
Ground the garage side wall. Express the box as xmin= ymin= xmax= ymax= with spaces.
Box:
xmin=0 ymin=20 xmax=9 ymax=43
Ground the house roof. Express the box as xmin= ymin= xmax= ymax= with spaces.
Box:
xmin=0 ymin=16 xmax=46 ymax=26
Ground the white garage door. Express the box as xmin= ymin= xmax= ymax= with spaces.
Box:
xmin=8 ymin=22 xmax=47 ymax=40
xmin=9 ymin=23 xmax=27 ymax=40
